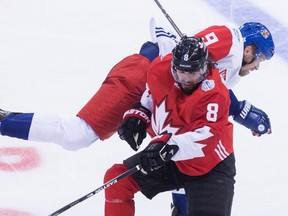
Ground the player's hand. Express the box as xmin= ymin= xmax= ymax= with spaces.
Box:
xmin=118 ymin=103 xmax=151 ymax=151
xmin=140 ymin=133 xmax=179 ymax=173
xmin=233 ymin=100 xmax=271 ymax=136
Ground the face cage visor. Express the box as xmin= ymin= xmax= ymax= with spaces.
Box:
xmin=172 ymin=61 xmax=208 ymax=85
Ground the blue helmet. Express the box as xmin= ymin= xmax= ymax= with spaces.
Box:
xmin=239 ymin=22 xmax=275 ymax=60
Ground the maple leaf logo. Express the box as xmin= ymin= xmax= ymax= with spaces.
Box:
xmin=151 ymin=99 xmax=180 ymax=135
xmin=151 ymin=98 xmax=209 ymax=160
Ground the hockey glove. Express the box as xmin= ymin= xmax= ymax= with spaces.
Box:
xmin=233 ymin=100 xmax=271 ymax=136
xmin=140 ymin=133 xmax=179 ymax=173
xmin=118 ymin=103 xmax=151 ymax=151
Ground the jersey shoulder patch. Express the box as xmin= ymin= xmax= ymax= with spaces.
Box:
xmin=201 ymin=79 xmax=215 ymax=92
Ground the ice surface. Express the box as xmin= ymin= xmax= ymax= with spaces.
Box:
xmin=0 ymin=0 xmax=287 ymax=215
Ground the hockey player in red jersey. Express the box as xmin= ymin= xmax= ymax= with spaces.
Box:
xmin=106 ymin=36 xmax=235 ymax=216
xmin=147 ymin=19 xmax=275 ymax=216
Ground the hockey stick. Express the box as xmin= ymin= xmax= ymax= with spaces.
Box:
xmin=153 ymin=0 xmax=184 ymax=38
xmin=48 ymin=164 xmax=142 ymax=216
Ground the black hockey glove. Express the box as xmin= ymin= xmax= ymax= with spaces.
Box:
xmin=118 ymin=103 xmax=151 ymax=151
xmin=233 ymin=100 xmax=271 ymax=136
xmin=140 ymin=133 xmax=179 ymax=173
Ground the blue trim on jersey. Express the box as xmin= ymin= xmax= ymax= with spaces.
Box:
xmin=0 ymin=113 xmax=34 ymax=140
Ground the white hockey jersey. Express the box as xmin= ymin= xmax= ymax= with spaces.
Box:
xmin=150 ymin=17 xmax=244 ymax=89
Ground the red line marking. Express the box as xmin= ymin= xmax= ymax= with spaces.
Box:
xmin=0 ymin=208 xmax=34 ymax=216
xmin=0 ymin=147 xmax=40 ymax=171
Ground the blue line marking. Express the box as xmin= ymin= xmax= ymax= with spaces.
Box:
xmin=205 ymin=0 xmax=288 ymax=61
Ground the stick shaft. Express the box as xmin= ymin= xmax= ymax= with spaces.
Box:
xmin=153 ymin=0 xmax=184 ymax=38
xmin=49 ymin=165 xmax=141 ymax=216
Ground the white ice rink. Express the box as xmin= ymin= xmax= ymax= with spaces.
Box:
xmin=0 ymin=0 xmax=288 ymax=215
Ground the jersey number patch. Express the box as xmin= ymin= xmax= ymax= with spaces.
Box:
xmin=206 ymin=103 xmax=218 ymax=122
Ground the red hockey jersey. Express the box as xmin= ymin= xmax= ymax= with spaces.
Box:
xmin=142 ymin=54 xmax=234 ymax=176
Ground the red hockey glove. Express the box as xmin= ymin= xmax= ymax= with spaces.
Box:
xmin=118 ymin=103 xmax=151 ymax=151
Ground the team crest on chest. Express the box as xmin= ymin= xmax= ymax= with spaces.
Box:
xmin=151 ymin=98 xmax=180 ymax=135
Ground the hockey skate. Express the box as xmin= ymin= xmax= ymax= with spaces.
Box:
xmin=0 ymin=109 xmax=11 ymax=122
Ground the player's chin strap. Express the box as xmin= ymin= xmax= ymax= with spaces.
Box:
xmin=48 ymin=165 xmax=142 ymax=216
xmin=153 ymin=0 xmax=184 ymax=38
